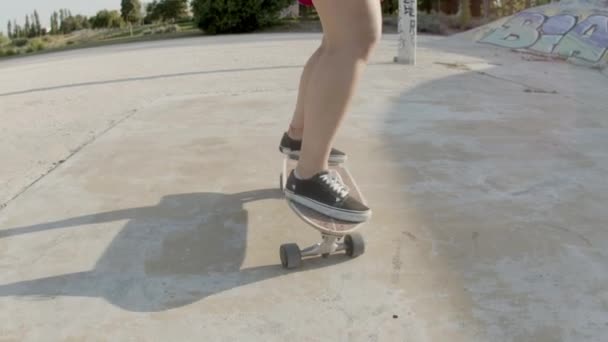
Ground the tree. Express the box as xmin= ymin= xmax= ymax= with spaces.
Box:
xmin=482 ymin=0 xmax=490 ymax=18
xmin=34 ymin=11 xmax=41 ymax=36
xmin=7 ymin=21 xmax=12 ymax=39
xmin=144 ymin=1 xmax=162 ymax=23
xmin=91 ymin=10 xmax=123 ymax=29
xmin=51 ymin=12 xmax=59 ymax=34
xmin=29 ymin=14 xmax=36 ymax=37
xmin=13 ymin=20 xmax=20 ymax=38
xmin=59 ymin=10 xmax=66 ymax=33
xmin=61 ymin=15 xmax=90 ymax=33
xmin=191 ymin=0 xmax=293 ymax=34
xmin=459 ymin=0 xmax=472 ymax=29
xmin=121 ymin=0 xmax=142 ymax=24
xmin=159 ymin=0 xmax=188 ymax=21
xmin=25 ymin=15 xmax=31 ymax=36
xmin=144 ymin=0 xmax=188 ymax=23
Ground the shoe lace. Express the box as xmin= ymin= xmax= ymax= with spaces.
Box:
xmin=320 ymin=170 xmax=349 ymax=199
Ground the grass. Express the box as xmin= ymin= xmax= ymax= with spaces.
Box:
xmin=0 ymin=14 xmax=492 ymax=60
xmin=0 ymin=22 xmax=200 ymax=59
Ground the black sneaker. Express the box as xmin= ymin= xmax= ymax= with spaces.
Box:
xmin=279 ymin=132 xmax=347 ymax=164
xmin=284 ymin=169 xmax=371 ymax=222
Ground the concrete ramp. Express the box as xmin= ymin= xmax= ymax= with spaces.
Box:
xmin=467 ymin=0 xmax=608 ymax=69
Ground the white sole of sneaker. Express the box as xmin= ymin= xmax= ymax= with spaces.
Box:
xmin=284 ymin=189 xmax=371 ymax=223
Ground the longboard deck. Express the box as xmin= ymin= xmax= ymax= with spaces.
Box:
xmin=281 ymin=157 xmax=367 ymax=236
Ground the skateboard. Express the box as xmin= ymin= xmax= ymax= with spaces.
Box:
xmin=279 ymin=156 xmax=368 ymax=269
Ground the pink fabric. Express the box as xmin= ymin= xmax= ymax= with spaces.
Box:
xmin=298 ymin=0 xmax=314 ymax=6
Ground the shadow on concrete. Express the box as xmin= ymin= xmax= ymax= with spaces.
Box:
xmin=0 ymin=188 xmax=350 ymax=312
xmin=377 ymin=38 xmax=606 ymax=338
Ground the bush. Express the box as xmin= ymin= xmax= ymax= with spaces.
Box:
xmin=12 ymin=38 xmax=29 ymax=47
xmin=417 ymin=11 xmax=445 ymax=34
xmin=91 ymin=10 xmax=124 ymax=29
xmin=0 ymin=34 xmax=9 ymax=46
xmin=191 ymin=0 xmax=294 ymax=34
xmin=3 ymin=47 xmax=18 ymax=56
xmin=458 ymin=0 xmax=472 ymax=29
xmin=381 ymin=0 xmax=398 ymax=15
xmin=29 ymin=38 xmax=45 ymax=51
xmin=436 ymin=12 xmax=480 ymax=31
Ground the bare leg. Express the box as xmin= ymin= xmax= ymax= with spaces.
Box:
xmin=295 ymin=0 xmax=382 ymax=178
xmin=287 ymin=39 xmax=326 ymax=140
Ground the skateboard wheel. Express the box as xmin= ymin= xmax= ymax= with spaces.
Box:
xmin=345 ymin=233 xmax=365 ymax=258
xmin=280 ymin=243 xmax=301 ymax=269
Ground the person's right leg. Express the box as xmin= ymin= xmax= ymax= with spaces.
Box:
xmin=283 ymin=0 xmax=382 ymax=222
xmin=296 ymin=0 xmax=381 ymax=179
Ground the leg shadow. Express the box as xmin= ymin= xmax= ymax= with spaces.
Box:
xmin=0 ymin=188 xmax=350 ymax=312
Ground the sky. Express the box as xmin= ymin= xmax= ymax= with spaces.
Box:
xmin=1 ymin=0 xmax=123 ymax=34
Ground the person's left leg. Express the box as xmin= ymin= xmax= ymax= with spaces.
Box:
xmin=279 ymin=37 xmax=347 ymax=164
xmin=287 ymin=39 xmax=326 ymax=140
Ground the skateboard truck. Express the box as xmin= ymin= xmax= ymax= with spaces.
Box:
xmin=280 ymin=233 xmax=364 ymax=269
xmin=279 ymin=156 xmax=368 ymax=269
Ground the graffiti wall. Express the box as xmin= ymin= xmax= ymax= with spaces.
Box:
xmin=478 ymin=7 xmax=608 ymax=66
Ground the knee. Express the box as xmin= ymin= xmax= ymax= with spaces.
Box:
xmin=358 ymin=29 xmax=381 ymax=61
xmin=329 ymin=28 xmax=381 ymax=62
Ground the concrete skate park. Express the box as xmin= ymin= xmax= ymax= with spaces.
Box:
xmin=1 ymin=2 xmax=607 ymax=340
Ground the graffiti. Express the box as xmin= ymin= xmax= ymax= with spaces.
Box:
xmin=479 ymin=10 xmax=608 ymax=64
xmin=404 ymin=0 xmax=415 ymax=16
xmin=396 ymin=0 xmax=417 ymax=64
xmin=403 ymin=0 xmax=417 ymax=36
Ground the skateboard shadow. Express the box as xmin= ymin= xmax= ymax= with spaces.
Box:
xmin=0 ymin=188 xmax=350 ymax=312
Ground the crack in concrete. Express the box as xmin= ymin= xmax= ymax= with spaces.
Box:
xmin=475 ymin=70 xmax=559 ymax=94
xmin=0 ymin=108 xmax=139 ymax=213
xmin=546 ymin=223 xmax=593 ymax=247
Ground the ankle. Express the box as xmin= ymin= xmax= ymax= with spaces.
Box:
xmin=295 ymin=164 xmax=327 ymax=180
xmin=288 ymin=124 xmax=303 ymax=140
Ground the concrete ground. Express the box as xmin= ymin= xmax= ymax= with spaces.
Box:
xmin=1 ymin=32 xmax=607 ymax=341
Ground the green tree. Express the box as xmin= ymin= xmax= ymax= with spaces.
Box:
xmin=159 ymin=0 xmax=188 ymax=21
xmin=144 ymin=0 xmax=188 ymax=23
xmin=24 ymin=15 xmax=31 ymax=36
xmin=29 ymin=14 xmax=36 ymax=37
xmin=7 ymin=21 xmax=12 ymax=39
xmin=91 ymin=10 xmax=123 ymax=29
xmin=121 ymin=0 xmax=142 ymax=24
xmin=33 ymin=11 xmax=41 ymax=36
xmin=13 ymin=20 xmax=20 ymax=38
xmin=62 ymin=15 xmax=90 ymax=33
xmin=144 ymin=1 xmax=162 ymax=23
xmin=59 ymin=10 xmax=66 ymax=33
xmin=50 ymin=12 xmax=59 ymax=34
xmin=459 ymin=0 xmax=471 ymax=29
